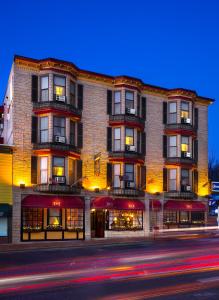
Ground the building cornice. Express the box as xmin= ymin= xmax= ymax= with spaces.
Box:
xmin=14 ymin=55 xmax=214 ymax=105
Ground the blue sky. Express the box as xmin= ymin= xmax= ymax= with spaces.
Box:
xmin=0 ymin=0 xmax=218 ymax=158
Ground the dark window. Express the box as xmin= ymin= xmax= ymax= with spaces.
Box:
xmin=114 ymin=91 xmax=121 ymax=114
xmin=48 ymin=208 xmax=62 ymax=226
xmin=181 ymin=169 xmax=190 ymax=186
xmin=191 ymin=212 xmax=205 ymax=224
xmin=66 ymin=209 xmax=83 ymax=230
xmin=125 ymin=91 xmax=134 ymax=110
xmin=179 ymin=211 xmax=189 ymax=223
xmin=54 ymin=76 xmax=66 ymax=97
xmin=70 ymin=121 xmax=75 ymax=145
xmin=70 ymin=81 xmax=76 ymax=106
xmin=22 ymin=208 xmax=43 ymax=231
xmin=53 ymin=157 xmax=65 ymax=176
xmin=40 ymin=117 xmax=48 ymax=143
xmin=40 ymin=76 xmax=49 ymax=101
xmin=125 ymin=164 xmax=134 ymax=181
xmin=164 ymin=211 xmax=177 ymax=224
xmin=53 ymin=117 xmax=66 ymax=138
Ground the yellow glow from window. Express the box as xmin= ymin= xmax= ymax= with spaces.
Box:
xmin=181 ymin=111 xmax=189 ymax=118
xmin=147 ymin=184 xmax=163 ymax=194
xmin=55 ymin=86 xmax=64 ymax=96
xmin=53 ymin=218 xmax=60 ymax=225
xmin=126 ymin=137 xmax=133 ymax=145
xmin=181 ymin=143 xmax=188 ymax=152
xmin=53 ymin=167 xmax=64 ymax=176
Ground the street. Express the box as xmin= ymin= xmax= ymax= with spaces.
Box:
xmin=1 ymin=236 xmax=219 ymax=299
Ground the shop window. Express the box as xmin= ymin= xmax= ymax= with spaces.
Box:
xmin=66 ymin=209 xmax=83 ymax=231
xmin=125 ymin=128 xmax=134 ymax=145
xmin=114 ymin=128 xmax=121 ymax=151
xmin=168 ymin=169 xmax=177 ymax=191
xmin=180 ymin=211 xmax=189 ymax=223
xmin=53 ymin=117 xmax=66 ymax=139
xmin=40 ymin=116 xmax=49 ymax=143
xmin=22 ymin=208 xmax=43 ymax=232
xmin=70 ymin=81 xmax=76 ymax=106
xmin=54 ymin=75 xmax=66 ymax=96
xmin=108 ymin=210 xmax=143 ymax=230
xmin=0 ymin=218 xmax=7 ymax=236
xmin=113 ymin=164 xmax=121 ymax=188
xmin=40 ymin=157 xmax=48 ymax=184
xmin=168 ymin=102 xmax=177 ymax=124
xmin=168 ymin=136 xmax=177 ymax=157
xmin=40 ymin=76 xmax=49 ymax=101
xmin=53 ymin=157 xmax=65 ymax=177
xmin=191 ymin=212 xmax=205 ymax=224
xmin=114 ymin=91 xmax=121 ymax=114
xmin=125 ymin=91 xmax=134 ymax=110
xmin=181 ymin=136 xmax=189 ymax=152
xmin=48 ymin=208 xmax=62 ymax=229
xmin=164 ymin=211 xmax=177 ymax=224
xmin=181 ymin=101 xmax=189 ymax=119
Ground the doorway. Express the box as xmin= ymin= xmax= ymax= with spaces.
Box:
xmin=92 ymin=210 xmax=105 ymax=238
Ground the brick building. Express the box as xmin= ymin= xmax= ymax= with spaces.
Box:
xmin=1 ymin=55 xmax=214 ymax=243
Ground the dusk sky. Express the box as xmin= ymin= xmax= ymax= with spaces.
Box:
xmin=0 ymin=0 xmax=218 ymax=158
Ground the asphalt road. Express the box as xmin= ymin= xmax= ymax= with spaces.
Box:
xmin=1 ymin=236 xmax=219 ymax=299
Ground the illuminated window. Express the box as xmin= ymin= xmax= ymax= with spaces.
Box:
xmin=181 ymin=136 xmax=189 ymax=152
xmin=168 ymin=102 xmax=177 ymax=124
xmin=48 ymin=208 xmax=61 ymax=226
xmin=53 ymin=117 xmax=66 ymax=138
xmin=54 ymin=76 xmax=66 ymax=97
xmin=22 ymin=208 xmax=43 ymax=231
xmin=113 ymin=164 xmax=121 ymax=188
xmin=40 ymin=76 xmax=49 ymax=101
xmin=107 ymin=210 xmax=143 ymax=230
xmin=125 ymin=128 xmax=134 ymax=145
xmin=169 ymin=169 xmax=177 ymax=191
xmin=114 ymin=128 xmax=121 ymax=151
xmin=125 ymin=91 xmax=134 ymax=110
xmin=114 ymin=91 xmax=121 ymax=114
xmin=164 ymin=211 xmax=177 ymax=224
xmin=66 ymin=209 xmax=83 ymax=230
xmin=181 ymin=101 xmax=189 ymax=119
xmin=40 ymin=157 xmax=48 ymax=184
xmin=53 ymin=157 xmax=65 ymax=176
xmin=69 ymin=158 xmax=76 ymax=185
xmin=179 ymin=211 xmax=189 ymax=223
xmin=70 ymin=81 xmax=76 ymax=106
xmin=168 ymin=136 xmax=177 ymax=157
xmin=40 ymin=117 xmax=48 ymax=143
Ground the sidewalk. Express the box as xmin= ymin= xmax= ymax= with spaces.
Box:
xmin=0 ymin=228 xmax=218 ymax=253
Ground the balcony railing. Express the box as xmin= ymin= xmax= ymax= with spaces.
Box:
xmin=33 ymin=101 xmax=82 ymax=117
xmin=33 ymin=142 xmax=81 ymax=153
xmin=33 ymin=184 xmax=81 ymax=194
xmin=165 ymin=157 xmax=196 ymax=165
xmin=108 ymin=187 xmax=145 ymax=197
xmin=164 ymin=191 xmax=196 ymax=199
xmin=165 ymin=123 xmax=196 ymax=132
xmin=109 ymin=150 xmax=145 ymax=160
xmin=109 ymin=114 xmax=145 ymax=126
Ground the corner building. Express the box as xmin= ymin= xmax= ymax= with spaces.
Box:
xmin=1 ymin=55 xmax=213 ymax=243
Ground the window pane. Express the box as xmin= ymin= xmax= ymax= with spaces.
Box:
xmin=41 ymin=157 xmax=48 ymax=169
xmin=40 ymin=117 xmax=48 ymax=130
xmin=41 ymin=170 xmax=48 ymax=184
xmin=114 ymin=140 xmax=121 ymax=151
xmin=0 ymin=218 xmax=7 ymax=236
xmin=114 ymin=164 xmax=120 ymax=175
xmin=54 ymin=157 xmax=65 ymax=167
xmin=54 ymin=76 xmax=65 ymax=87
xmin=41 ymin=76 xmax=48 ymax=89
xmin=114 ymin=91 xmax=121 ymax=103
xmin=114 ymin=128 xmax=121 ymax=139
xmin=169 ymin=113 xmax=177 ymax=124
xmin=126 ymin=91 xmax=134 ymax=101
xmin=169 ymin=102 xmax=176 ymax=113
xmin=181 ymin=102 xmax=189 ymax=111
xmin=70 ymin=82 xmax=75 ymax=94
xmin=41 ymin=90 xmax=48 ymax=101
xmin=54 ymin=117 xmax=65 ymax=127
xmin=169 ymin=136 xmax=176 ymax=146
xmin=41 ymin=131 xmax=48 ymax=143
xmin=114 ymin=103 xmax=121 ymax=114
xmin=55 ymin=86 xmax=65 ymax=96
xmin=125 ymin=164 xmax=134 ymax=173
xmin=169 ymin=147 xmax=177 ymax=157
xmin=169 ymin=169 xmax=176 ymax=179
xmin=54 ymin=127 xmax=65 ymax=137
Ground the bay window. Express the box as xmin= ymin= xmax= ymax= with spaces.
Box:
xmin=53 ymin=117 xmax=66 ymax=140
xmin=40 ymin=76 xmax=49 ymax=102
xmin=54 ymin=75 xmax=66 ymax=97
xmin=181 ymin=101 xmax=189 ymax=120
xmin=114 ymin=91 xmax=121 ymax=114
xmin=113 ymin=164 xmax=121 ymax=188
xmin=40 ymin=157 xmax=48 ymax=184
xmin=114 ymin=128 xmax=121 ymax=151
xmin=40 ymin=116 xmax=48 ymax=143
xmin=169 ymin=169 xmax=177 ymax=191
xmin=125 ymin=91 xmax=134 ymax=110
xmin=53 ymin=157 xmax=65 ymax=177
xmin=181 ymin=136 xmax=189 ymax=152
xmin=168 ymin=102 xmax=177 ymax=124
xmin=125 ymin=164 xmax=134 ymax=182
xmin=168 ymin=136 xmax=177 ymax=157
xmin=125 ymin=128 xmax=134 ymax=146
xmin=181 ymin=169 xmax=190 ymax=190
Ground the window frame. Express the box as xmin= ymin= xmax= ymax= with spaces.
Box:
xmin=40 ymin=116 xmax=49 ymax=143
xmin=53 ymin=116 xmax=66 ymax=140
xmin=125 ymin=163 xmax=134 ymax=182
xmin=40 ymin=156 xmax=48 ymax=184
xmin=168 ymin=102 xmax=177 ymax=124
xmin=125 ymin=90 xmax=134 ymax=110
xmin=47 ymin=208 xmax=62 ymax=227
xmin=53 ymin=75 xmax=66 ymax=98
xmin=168 ymin=168 xmax=177 ymax=191
xmin=125 ymin=127 xmax=134 ymax=146
xmin=22 ymin=208 xmax=43 ymax=231
xmin=70 ymin=80 xmax=76 ymax=106
xmin=40 ymin=75 xmax=49 ymax=102
xmin=114 ymin=91 xmax=121 ymax=115
xmin=52 ymin=156 xmax=65 ymax=177
xmin=168 ymin=135 xmax=177 ymax=157
xmin=65 ymin=208 xmax=84 ymax=231
xmin=113 ymin=127 xmax=121 ymax=151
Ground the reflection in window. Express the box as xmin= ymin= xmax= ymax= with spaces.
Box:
xmin=54 ymin=76 xmax=66 ymax=96
xmin=107 ymin=210 xmax=143 ymax=230
xmin=66 ymin=209 xmax=83 ymax=230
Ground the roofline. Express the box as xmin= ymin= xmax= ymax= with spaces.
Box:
xmin=13 ymin=55 xmax=215 ymax=104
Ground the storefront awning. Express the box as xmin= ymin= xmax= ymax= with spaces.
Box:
xmin=164 ymin=200 xmax=206 ymax=211
xmin=150 ymin=199 xmax=161 ymax=211
xmin=22 ymin=195 xmax=84 ymax=209
xmin=0 ymin=204 xmax=12 ymax=217
xmin=91 ymin=197 xmax=145 ymax=210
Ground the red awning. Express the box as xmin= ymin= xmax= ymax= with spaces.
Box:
xmin=150 ymin=199 xmax=161 ymax=211
xmin=164 ymin=200 xmax=206 ymax=212
xmin=91 ymin=197 xmax=145 ymax=210
xmin=22 ymin=195 xmax=84 ymax=209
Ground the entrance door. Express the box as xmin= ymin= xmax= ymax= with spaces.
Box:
xmin=95 ymin=210 xmax=105 ymax=238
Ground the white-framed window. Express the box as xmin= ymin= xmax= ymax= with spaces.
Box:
xmin=181 ymin=169 xmax=190 ymax=186
xmin=40 ymin=116 xmax=49 ymax=143
xmin=181 ymin=101 xmax=189 ymax=119
xmin=181 ymin=136 xmax=189 ymax=152
xmin=125 ymin=164 xmax=134 ymax=181
xmin=168 ymin=102 xmax=177 ymax=124
xmin=40 ymin=76 xmax=49 ymax=101
xmin=168 ymin=136 xmax=177 ymax=157
xmin=114 ymin=91 xmax=121 ymax=114
xmin=40 ymin=157 xmax=48 ymax=184
xmin=114 ymin=128 xmax=121 ymax=151
xmin=125 ymin=91 xmax=134 ymax=110
xmin=169 ymin=169 xmax=177 ymax=191
xmin=54 ymin=76 xmax=66 ymax=96
xmin=113 ymin=164 xmax=121 ymax=188
xmin=125 ymin=128 xmax=134 ymax=146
